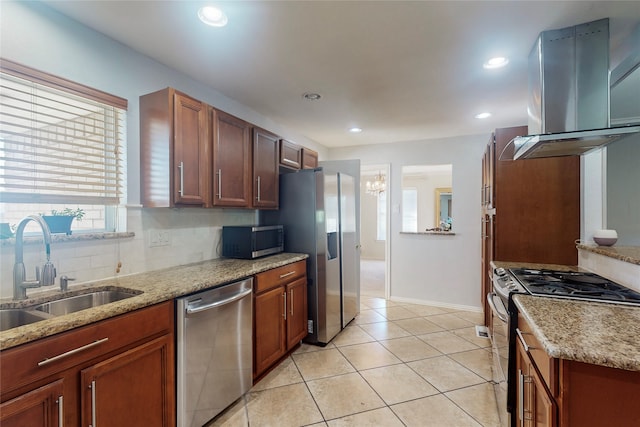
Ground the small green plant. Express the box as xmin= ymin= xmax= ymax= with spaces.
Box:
xmin=46 ymin=208 xmax=85 ymax=221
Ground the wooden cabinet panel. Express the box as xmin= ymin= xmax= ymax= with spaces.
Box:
xmin=0 ymin=380 xmax=63 ymax=427
xmin=279 ymin=139 xmax=302 ymax=169
xmin=252 ymin=127 xmax=279 ymax=209
xmin=212 ymin=108 xmax=252 ymax=207
xmin=254 ymin=286 xmax=286 ymax=376
xmin=301 ymin=148 xmax=318 ymax=169
xmin=140 ymin=88 xmax=210 ymax=207
xmin=81 ymin=335 xmax=174 ymax=427
xmin=286 ymin=277 xmax=308 ymax=349
xmin=516 ymin=335 xmax=557 ymax=427
xmin=493 ymin=126 xmax=579 ymax=266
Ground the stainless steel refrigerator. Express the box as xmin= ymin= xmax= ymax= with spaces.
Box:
xmin=263 ymin=160 xmax=360 ymax=345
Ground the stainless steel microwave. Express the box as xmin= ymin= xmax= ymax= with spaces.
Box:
xmin=222 ymin=225 xmax=284 ymax=259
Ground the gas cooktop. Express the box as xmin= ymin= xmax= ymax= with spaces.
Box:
xmin=508 ymin=268 xmax=640 ymax=306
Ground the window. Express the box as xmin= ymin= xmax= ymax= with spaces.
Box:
xmin=402 ymin=188 xmax=418 ymax=232
xmin=376 ymin=191 xmax=386 ymax=241
xmin=0 ymin=59 xmax=127 ymax=232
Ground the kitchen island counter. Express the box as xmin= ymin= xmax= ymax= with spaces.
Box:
xmin=0 ymin=253 xmax=308 ymax=350
xmin=513 ymin=293 xmax=640 ymax=371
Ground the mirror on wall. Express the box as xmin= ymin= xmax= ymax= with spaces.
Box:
xmin=401 ymin=164 xmax=453 ymax=232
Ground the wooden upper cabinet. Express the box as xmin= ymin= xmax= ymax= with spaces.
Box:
xmin=252 ymin=128 xmax=279 ymax=209
xmin=279 ymin=139 xmax=302 ymax=169
xmin=211 ymin=108 xmax=252 ymax=207
xmin=301 ymin=147 xmax=318 ymax=169
xmin=140 ymin=88 xmax=210 ymax=207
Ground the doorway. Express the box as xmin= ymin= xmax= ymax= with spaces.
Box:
xmin=360 ymin=164 xmax=390 ymax=299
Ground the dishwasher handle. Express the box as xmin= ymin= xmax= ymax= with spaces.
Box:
xmin=186 ymin=288 xmax=252 ymax=314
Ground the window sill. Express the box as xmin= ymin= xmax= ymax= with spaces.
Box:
xmin=0 ymin=231 xmax=135 ymax=247
xmin=400 ymin=231 xmax=456 ymax=236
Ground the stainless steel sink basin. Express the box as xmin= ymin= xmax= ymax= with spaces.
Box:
xmin=35 ymin=290 xmax=140 ymax=316
xmin=0 ymin=309 xmax=50 ymax=332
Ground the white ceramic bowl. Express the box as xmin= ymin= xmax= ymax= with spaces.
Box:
xmin=593 ymin=229 xmax=617 ymax=246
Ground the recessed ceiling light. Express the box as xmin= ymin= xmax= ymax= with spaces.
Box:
xmin=198 ymin=6 xmax=228 ymax=27
xmin=475 ymin=112 xmax=492 ymax=119
xmin=483 ymin=57 xmax=509 ymax=69
xmin=349 ymin=127 xmax=363 ymax=133
xmin=302 ymin=92 xmax=322 ymax=101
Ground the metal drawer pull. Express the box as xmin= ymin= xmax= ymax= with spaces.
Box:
xmin=57 ymin=395 xmax=64 ymax=427
xmin=217 ymin=169 xmax=222 ymax=198
xmin=279 ymin=271 xmax=295 ymax=279
xmin=516 ymin=328 xmax=537 ymax=352
xmin=37 ymin=338 xmax=109 ymax=366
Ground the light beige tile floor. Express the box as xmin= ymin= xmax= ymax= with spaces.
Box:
xmin=208 ymin=296 xmax=500 ymax=427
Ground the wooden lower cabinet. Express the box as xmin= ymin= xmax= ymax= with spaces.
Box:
xmin=0 ymin=380 xmax=64 ymax=427
xmin=516 ymin=314 xmax=640 ymax=427
xmin=253 ymin=261 xmax=307 ymax=380
xmin=0 ymin=302 xmax=175 ymax=427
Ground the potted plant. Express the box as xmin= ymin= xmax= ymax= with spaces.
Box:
xmin=42 ymin=208 xmax=85 ymax=235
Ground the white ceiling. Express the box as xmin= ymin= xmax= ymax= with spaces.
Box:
xmin=42 ymin=1 xmax=640 ymax=148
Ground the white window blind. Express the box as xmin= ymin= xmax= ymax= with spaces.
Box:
xmin=0 ymin=60 xmax=127 ymax=205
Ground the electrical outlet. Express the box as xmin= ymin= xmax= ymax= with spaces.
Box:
xmin=149 ymin=230 xmax=170 ymax=247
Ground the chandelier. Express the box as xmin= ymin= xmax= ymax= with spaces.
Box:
xmin=365 ymin=172 xmax=386 ymax=196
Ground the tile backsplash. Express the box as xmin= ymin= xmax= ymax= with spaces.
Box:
xmin=0 ymin=207 xmax=257 ymax=299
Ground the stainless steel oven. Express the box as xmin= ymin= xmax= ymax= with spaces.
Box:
xmin=487 ymin=267 xmax=517 ymax=427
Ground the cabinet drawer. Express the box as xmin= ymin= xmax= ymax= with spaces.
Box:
xmin=254 ymin=261 xmax=306 ymax=293
xmin=517 ymin=313 xmax=558 ymax=396
xmin=1 ymin=301 xmax=173 ymax=394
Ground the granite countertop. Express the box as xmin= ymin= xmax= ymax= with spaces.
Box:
xmin=0 ymin=253 xmax=308 ymax=351
xmin=514 ymin=294 xmax=640 ymax=371
xmin=576 ymin=243 xmax=640 ymax=265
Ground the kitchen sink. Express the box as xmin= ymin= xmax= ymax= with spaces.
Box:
xmin=0 ymin=309 xmax=50 ymax=332
xmin=35 ymin=289 xmax=141 ymax=316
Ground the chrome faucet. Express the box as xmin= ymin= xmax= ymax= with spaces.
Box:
xmin=13 ymin=215 xmax=57 ymax=300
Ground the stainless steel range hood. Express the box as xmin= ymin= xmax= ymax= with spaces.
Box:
xmin=511 ymin=18 xmax=640 ymax=160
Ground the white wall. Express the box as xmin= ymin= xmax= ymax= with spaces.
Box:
xmin=329 ymin=135 xmax=485 ymax=310
xmin=0 ymin=1 xmax=321 ymax=297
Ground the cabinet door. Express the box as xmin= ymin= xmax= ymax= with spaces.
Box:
xmin=516 ymin=336 xmax=557 ymax=427
xmin=286 ymin=277 xmax=308 ymax=349
xmin=212 ymin=109 xmax=251 ymax=207
xmin=279 ymin=139 xmax=302 ymax=169
xmin=254 ymin=286 xmax=286 ymax=378
xmin=0 ymin=379 xmax=64 ymax=427
xmin=301 ymin=148 xmax=318 ymax=169
xmin=173 ymin=92 xmax=210 ymax=206
xmin=252 ymin=128 xmax=279 ymax=209
xmin=80 ymin=335 xmax=175 ymax=427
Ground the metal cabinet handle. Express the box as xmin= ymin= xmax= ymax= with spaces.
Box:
xmin=217 ymin=169 xmax=222 ymax=199
xmin=283 ymin=292 xmax=287 ymax=320
xmin=256 ymin=175 xmax=261 ymax=201
xmin=89 ymin=380 xmax=97 ymax=427
xmin=518 ymin=369 xmax=524 ymax=427
xmin=38 ymin=338 xmax=109 ymax=366
xmin=57 ymin=395 xmax=64 ymax=427
xmin=290 ymin=289 xmax=294 ymax=316
xmin=178 ymin=161 xmax=184 ymax=196
xmin=279 ymin=271 xmax=295 ymax=279
xmin=516 ymin=328 xmax=537 ymax=352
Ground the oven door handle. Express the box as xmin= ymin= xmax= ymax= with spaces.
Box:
xmin=487 ymin=293 xmax=509 ymax=323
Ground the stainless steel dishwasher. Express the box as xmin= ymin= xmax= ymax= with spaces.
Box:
xmin=176 ymin=278 xmax=253 ymax=427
